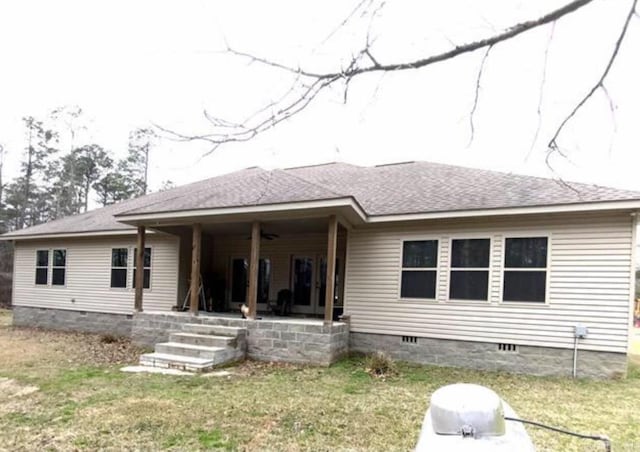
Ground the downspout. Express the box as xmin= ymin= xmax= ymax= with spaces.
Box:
xmin=572 ymin=335 xmax=579 ymax=379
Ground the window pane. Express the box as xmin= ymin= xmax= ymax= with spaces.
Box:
xmin=451 ymin=239 xmax=490 ymax=268
xmin=231 ymin=258 xmax=247 ymax=303
xmin=401 ymin=270 xmax=437 ymax=299
xmin=133 ymin=248 xmax=152 ymax=268
xmin=36 ymin=250 xmax=49 ymax=267
xmin=111 ymin=248 xmax=128 ymax=268
xmin=132 ymin=269 xmax=151 ymax=289
xmin=503 ymin=271 xmax=546 ymax=302
xmin=35 ymin=268 xmax=48 ymax=285
xmin=144 ymin=248 xmax=151 ymax=268
xmin=52 ymin=268 xmax=66 ymax=286
xmin=292 ymin=258 xmax=313 ymax=305
xmin=402 ymin=240 xmax=438 ymax=268
xmin=53 ymin=249 xmax=66 ymax=267
xmin=258 ymin=259 xmax=271 ymax=304
xmin=505 ymin=238 xmax=547 ymax=268
xmin=449 ymin=271 xmax=489 ymax=300
xmin=111 ymin=268 xmax=127 ymax=288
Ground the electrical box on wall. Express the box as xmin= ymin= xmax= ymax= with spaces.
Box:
xmin=574 ymin=325 xmax=588 ymax=338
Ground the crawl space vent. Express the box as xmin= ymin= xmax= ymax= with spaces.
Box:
xmin=402 ymin=336 xmax=418 ymax=344
xmin=498 ymin=343 xmax=517 ymax=352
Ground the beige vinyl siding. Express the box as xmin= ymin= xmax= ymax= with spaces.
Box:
xmin=13 ymin=234 xmax=179 ymax=315
xmin=211 ymin=232 xmax=347 ymax=306
xmin=344 ymin=212 xmax=634 ymax=353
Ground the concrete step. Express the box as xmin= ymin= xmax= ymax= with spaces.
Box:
xmin=182 ymin=323 xmax=246 ymax=338
xmin=139 ymin=352 xmax=215 ymax=372
xmin=155 ymin=342 xmax=224 ymax=359
xmin=170 ymin=332 xmax=237 ymax=348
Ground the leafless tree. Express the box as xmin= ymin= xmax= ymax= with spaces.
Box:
xmin=159 ymin=0 xmax=638 ymax=165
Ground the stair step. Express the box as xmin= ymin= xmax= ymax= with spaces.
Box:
xmin=155 ymin=342 xmax=225 ymax=359
xmin=182 ymin=324 xmax=245 ymax=337
xmin=170 ymin=332 xmax=236 ymax=348
xmin=139 ymin=352 xmax=215 ymax=372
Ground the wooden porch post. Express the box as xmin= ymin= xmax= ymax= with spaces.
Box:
xmin=247 ymin=221 xmax=261 ymax=318
xmin=134 ymin=225 xmax=146 ymax=312
xmin=190 ymin=223 xmax=202 ymax=315
xmin=324 ymin=215 xmax=338 ymax=325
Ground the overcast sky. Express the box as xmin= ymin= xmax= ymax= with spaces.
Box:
xmin=0 ymin=0 xmax=639 ymax=193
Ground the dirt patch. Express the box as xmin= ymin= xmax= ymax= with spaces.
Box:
xmin=0 ymin=311 xmax=146 ymax=370
xmin=0 ymin=377 xmax=38 ymax=398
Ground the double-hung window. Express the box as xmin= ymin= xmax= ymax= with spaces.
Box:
xmin=400 ymin=240 xmax=438 ymax=299
xmin=35 ymin=249 xmax=66 ymax=286
xmin=503 ymin=237 xmax=548 ymax=302
xmin=35 ymin=250 xmax=49 ymax=285
xmin=133 ymin=247 xmax=152 ymax=289
xmin=110 ymin=248 xmax=128 ymax=288
xmin=449 ymin=239 xmax=490 ymax=301
xmin=51 ymin=250 xmax=66 ymax=286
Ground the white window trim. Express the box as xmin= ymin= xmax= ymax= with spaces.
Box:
xmin=398 ymin=238 xmax=440 ymax=302
xmin=132 ymin=245 xmax=153 ymax=292
xmin=109 ymin=247 xmax=129 ymax=290
xmin=51 ymin=248 xmax=67 ymax=287
xmin=34 ymin=249 xmax=50 ymax=287
xmin=447 ymin=237 xmax=492 ymax=303
xmin=499 ymin=235 xmax=551 ymax=305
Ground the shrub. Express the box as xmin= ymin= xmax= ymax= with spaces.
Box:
xmin=364 ymin=351 xmax=398 ymax=379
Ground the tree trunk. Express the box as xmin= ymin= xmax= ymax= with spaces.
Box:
xmin=84 ymin=179 xmax=90 ymax=212
xmin=0 ymin=144 xmax=4 ymax=208
xmin=22 ymin=128 xmax=33 ymax=229
xmin=143 ymin=145 xmax=149 ymax=195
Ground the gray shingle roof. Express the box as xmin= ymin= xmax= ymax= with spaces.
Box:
xmin=4 ymin=161 xmax=640 ymax=238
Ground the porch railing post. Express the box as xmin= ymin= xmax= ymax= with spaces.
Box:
xmin=190 ymin=223 xmax=202 ymax=315
xmin=247 ymin=221 xmax=261 ymax=318
xmin=134 ymin=225 xmax=146 ymax=312
xmin=324 ymin=215 xmax=338 ymax=325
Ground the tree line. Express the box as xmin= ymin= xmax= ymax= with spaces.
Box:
xmin=0 ymin=106 xmax=165 ymax=234
xmin=0 ymin=107 xmax=170 ymax=296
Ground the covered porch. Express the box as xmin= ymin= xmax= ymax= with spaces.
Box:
xmin=117 ymin=198 xmax=361 ymax=367
xmin=127 ymin=209 xmax=356 ymax=325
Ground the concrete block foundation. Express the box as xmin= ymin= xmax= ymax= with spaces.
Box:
xmin=12 ymin=306 xmax=132 ymax=337
xmin=350 ymin=332 xmax=628 ymax=379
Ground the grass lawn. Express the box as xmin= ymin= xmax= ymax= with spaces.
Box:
xmin=1 ymin=309 xmax=639 ymax=451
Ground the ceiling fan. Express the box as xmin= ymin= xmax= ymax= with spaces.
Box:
xmin=246 ymin=229 xmax=279 ymax=240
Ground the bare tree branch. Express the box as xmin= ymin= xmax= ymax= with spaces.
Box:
xmin=547 ymin=0 xmax=637 ymax=153
xmin=320 ymin=0 xmax=376 ymax=46
xmin=526 ymin=22 xmax=556 ymax=161
xmin=600 ymin=83 xmax=618 ymax=155
xmin=160 ymin=0 xmax=602 ymax=152
xmin=467 ymin=45 xmax=493 ymax=148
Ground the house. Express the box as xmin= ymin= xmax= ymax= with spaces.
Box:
xmin=2 ymin=161 xmax=638 ymax=377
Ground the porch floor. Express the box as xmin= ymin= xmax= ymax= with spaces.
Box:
xmin=142 ymin=310 xmax=336 ymax=325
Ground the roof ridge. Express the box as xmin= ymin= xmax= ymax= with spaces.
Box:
xmin=283 ymin=161 xmax=341 ymax=170
xmin=276 ymin=168 xmax=347 ymax=198
xmin=116 ymin=167 xmax=268 ymax=216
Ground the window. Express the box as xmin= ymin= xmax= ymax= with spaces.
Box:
xmin=110 ymin=248 xmax=128 ymax=288
xmin=258 ymin=258 xmax=271 ymax=304
xmin=400 ymin=240 xmax=438 ymax=299
xmin=231 ymin=257 xmax=271 ymax=303
xmin=35 ymin=250 xmax=49 ymax=285
xmin=449 ymin=239 xmax=490 ymax=301
xmin=52 ymin=249 xmax=66 ymax=286
xmin=503 ymin=237 xmax=548 ymax=302
xmin=133 ymin=247 xmax=151 ymax=289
